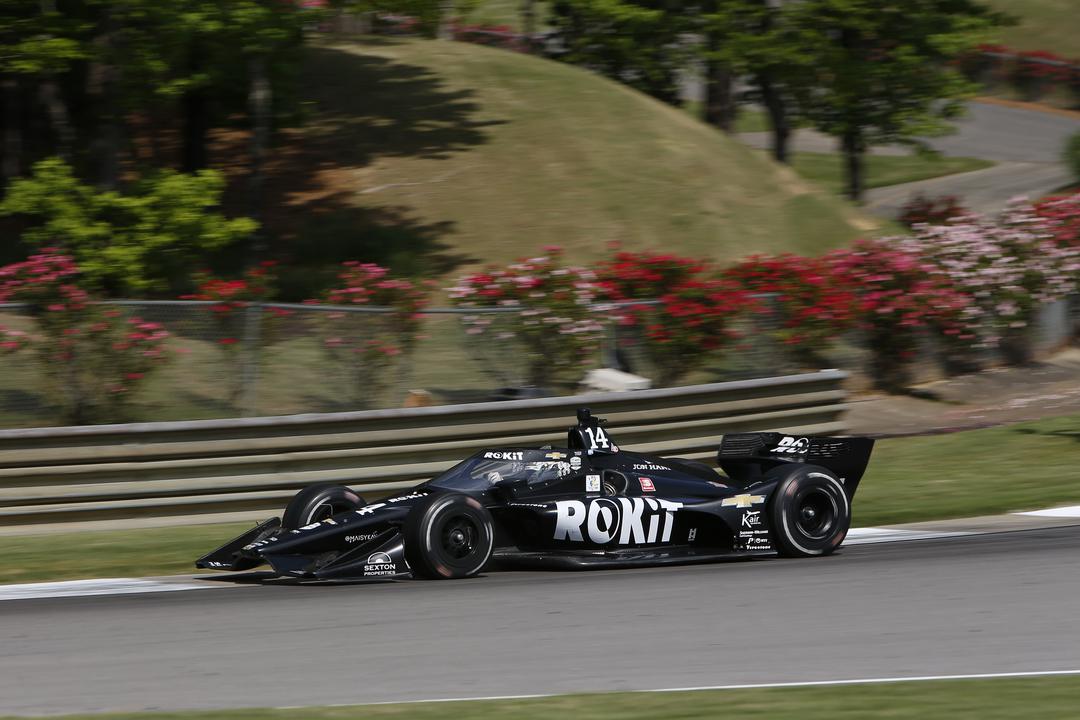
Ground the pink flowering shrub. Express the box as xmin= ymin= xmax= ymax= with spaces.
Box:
xmin=0 ymin=249 xmax=172 ymax=423
xmin=1034 ymin=192 xmax=1080 ymax=248
xmin=312 ymin=261 xmax=431 ymax=407
xmin=448 ymin=248 xmax=606 ymax=389
xmin=896 ymin=200 xmax=1080 ymax=364
xmin=0 ymin=326 xmax=31 ymax=354
xmin=184 ymin=262 xmax=291 ymax=402
xmin=825 ymin=240 xmax=975 ymax=389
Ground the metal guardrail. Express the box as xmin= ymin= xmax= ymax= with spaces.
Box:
xmin=0 ymin=370 xmax=848 ymax=533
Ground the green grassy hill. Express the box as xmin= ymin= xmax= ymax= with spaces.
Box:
xmin=249 ymin=39 xmax=882 ymax=290
xmin=985 ymin=0 xmax=1080 ymax=57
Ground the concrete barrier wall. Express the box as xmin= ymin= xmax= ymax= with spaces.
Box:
xmin=0 ymin=370 xmax=848 ymax=533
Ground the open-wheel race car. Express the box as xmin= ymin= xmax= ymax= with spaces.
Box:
xmin=196 ymin=409 xmax=874 ymax=581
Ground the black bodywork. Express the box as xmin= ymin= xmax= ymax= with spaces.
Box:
xmin=197 ymin=410 xmax=874 ymax=581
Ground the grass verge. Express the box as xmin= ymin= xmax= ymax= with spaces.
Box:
xmin=3 ymin=676 xmax=1079 ymax=719
xmin=789 ymin=152 xmax=995 ymax=194
xmin=5 ymin=410 xmax=1080 ymax=583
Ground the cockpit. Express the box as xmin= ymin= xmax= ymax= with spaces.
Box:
xmin=427 ymin=450 xmax=580 ymax=493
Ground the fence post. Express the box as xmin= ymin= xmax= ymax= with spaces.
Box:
xmin=240 ymin=303 xmax=263 ymax=417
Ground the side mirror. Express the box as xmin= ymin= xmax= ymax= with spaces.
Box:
xmin=488 ymin=471 xmax=528 ymax=497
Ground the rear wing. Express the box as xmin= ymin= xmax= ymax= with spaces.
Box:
xmin=717 ymin=433 xmax=874 ymax=498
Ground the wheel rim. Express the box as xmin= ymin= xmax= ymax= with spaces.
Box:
xmin=307 ymin=500 xmax=351 ymax=525
xmin=441 ymin=515 xmax=479 ymax=561
xmin=794 ymin=488 xmax=837 ymax=541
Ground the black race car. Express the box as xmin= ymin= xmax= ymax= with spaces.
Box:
xmin=196 ymin=409 xmax=874 ymax=581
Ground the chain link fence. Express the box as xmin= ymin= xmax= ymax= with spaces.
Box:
xmin=2 ymin=296 xmax=1074 ymax=428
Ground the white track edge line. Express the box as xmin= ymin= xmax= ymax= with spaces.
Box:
xmin=275 ymin=669 xmax=1080 ymax=709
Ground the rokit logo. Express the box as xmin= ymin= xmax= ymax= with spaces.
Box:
xmin=363 ymin=551 xmax=397 ymax=576
xmin=485 ymin=451 xmax=524 ymax=461
xmin=553 ymin=497 xmax=683 ymax=545
xmin=771 ymin=436 xmax=810 ymax=454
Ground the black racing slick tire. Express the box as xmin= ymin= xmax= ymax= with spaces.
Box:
xmin=403 ymin=493 xmax=495 ymax=580
xmin=281 ymin=484 xmax=366 ymax=530
xmin=767 ymin=465 xmax=850 ymax=558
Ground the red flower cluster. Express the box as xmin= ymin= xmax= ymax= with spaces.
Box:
xmin=897 ymin=193 xmax=969 ymax=229
xmin=453 ymin=23 xmax=524 ymax=50
xmin=723 ymin=254 xmax=857 ymax=350
xmin=184 ymin=262 xmax=284 ymax=346
xmin=1014 ymin=50 xmax=1072 ymax=83
xmin=595 ymin=249 xmax=745 ymax=384
xmin=596 ymin=249 xmax=705 ymax=301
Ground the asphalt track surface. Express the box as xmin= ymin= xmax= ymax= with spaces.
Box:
xmin=3 ymin=526 xmax=1080 ymax=717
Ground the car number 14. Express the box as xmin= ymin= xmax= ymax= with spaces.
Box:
xmin=584 ymin=426 xmax=611 ymax=450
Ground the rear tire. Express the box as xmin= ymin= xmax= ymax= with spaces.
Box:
xmin=767 ymin=465 xmax=850 ymax=557
xmin=281 ymin=484 xmax=366 ymax=530
xmin=404 ymin=493 xmax=494 ymax=579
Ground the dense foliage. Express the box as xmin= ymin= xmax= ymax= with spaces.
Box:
xmin=1 ymin=159 xmax=255 ymax=295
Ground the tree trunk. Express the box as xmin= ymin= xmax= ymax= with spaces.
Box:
xmin=841 ymin=129 xmax=865 ymax=202
xmin=38 ymin=79 xmax=74 ymax=161
xmin=437 ymin=0 xmax=455 ymax=40
xmin=1 ymin=75 xmax=20 ymax=182
xmin=703 ymin=57 xmax=736 ymax=133
xmin=181 ymin=42 xmax=209 ymax=172
xmin=247 ymin=55 xmax=271 ymax=255
xmin=521 ymin=0 xmax=536 ymax=48
xmin=37 ymin=1 xmax=73 ymax=161
xmin=757 ymin=72 xmax=790 ymax=164
xmin=93 ymin=7 xmax=121 ymax=190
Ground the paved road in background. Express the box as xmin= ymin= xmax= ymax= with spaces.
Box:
xmin=738 ymin=101 xmax=1080 ymax=216
xmin=2 ymin=526 xmax=1079 ymax=716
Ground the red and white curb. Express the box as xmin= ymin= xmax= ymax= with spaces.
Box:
xmin=2 ymin=505 xmax=1079 ymax=602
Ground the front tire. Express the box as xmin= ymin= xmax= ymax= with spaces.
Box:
xmin=768 ymin=465 xmax=850 ymax=557
xmin=281 ymin=484 xmax=366 ymax=530
xmin=404 ymin=493 xmax=494 ymax=579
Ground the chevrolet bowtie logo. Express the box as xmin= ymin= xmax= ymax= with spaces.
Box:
xmin=545 ymin=451 xmax=568 ymax=460
xmin=721 ymin=494 xmax=766 ymax=508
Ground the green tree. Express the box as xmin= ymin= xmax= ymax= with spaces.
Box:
xmin=789 ymin=0 xmax=1007 ymax=201
xmin=550 ymin=0 xmax=689 ymax=104
xmin=0 ymin=158 xmax=256 ymax=294
xmin=217 ymin=2 xmax=310 ymax=245
xmin=0 ymin=1 xmax=85 ymax=179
